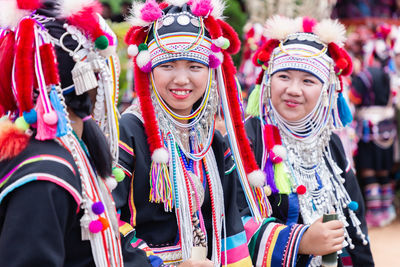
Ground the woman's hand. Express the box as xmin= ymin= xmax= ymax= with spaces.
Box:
xmin=298 ymin=216 xmax=344 ymax=256
xmin=177 ymin=259 xmax=213 ymax=267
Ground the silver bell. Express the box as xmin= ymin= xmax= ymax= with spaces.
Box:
xmin=72 ymin=60 xmax=98 ymax=95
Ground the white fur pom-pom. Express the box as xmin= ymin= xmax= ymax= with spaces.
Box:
xmin=127 ymin=1 xmax=150 ymax=27
xmin=59 ymin=0 xmax=95 ymax=18
xmin=265 ymin=15 xmax=301 ymax=41
xmin=127 ymin=44 xmax=139 ymax=57
xmin=166 ymin=0 xmax=189 ymax=7
xmin=99 ymin=45 xmax=116 ymax=58
xmin=152 ymin=148 xmax=169 ymax=164
xmin=314 ymin=19 xmax=346 ymax=46
xmin=214 ymin=36 xmax=226 ymax=48
xmin=248 ymin=169 xmax=265 ymax=187
xmin=136 ymin=50 xmax=151 ymax=68
xmin=0 ymin=1 xmax=29 ymax=28
xmin=105 ymin=177 xmax=118 ymax=191
xmin=272 ymin=145 xmax=287 ymax=160
xmin=211 ymin=0 xmax=225 ymax=19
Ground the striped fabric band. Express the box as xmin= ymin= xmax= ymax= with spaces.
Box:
xmin=119 ymin=140 xmax=134 ymax=157
xmin=0 ymin=173 xmax=82 ymax=213
xmin=148 ymin=32 xmax=212 ymax=68
xmin=221 ymin=230 xmax=252 ymax=266
xmin=271 ymin=43 xmax=333 ymax=84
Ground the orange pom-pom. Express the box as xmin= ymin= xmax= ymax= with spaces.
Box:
xmin=258 ymin=50 xmax=271 ymax=63
xmin=0 ymin=120 xmax=29 ymax=160
xmin=98 ymin=217 xmax=110 ymax=231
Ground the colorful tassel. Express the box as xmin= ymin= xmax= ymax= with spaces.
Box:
xmin=149 ymin=161 xmax=173 ymax=212
xmin=246 ymin=84 xmax=261 ymax=117
xmin=273 ymin=162 xmax=291 ymax=194
xmin=35 ymin=98 xmax=57 ymax=141
xmin=49 ymin=87 xmax=68 ymax=137
xmin=337 ymin=92 xmax=353 ymax=126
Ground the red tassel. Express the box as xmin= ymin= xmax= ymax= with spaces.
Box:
xmin=328 ymin=42 xmax=353 ymax=76
xmin=67 ymin=2 xmax=104 ymax=41
xmin=271 ymin=125 xmax=282 ymax=145
xmin=125 ymin=26 xmax=142 ymax=45
xmin=0 ymin=120 xmax=29 ymax=160
xmin=222 ymin=51 xmax=259 ymax=174
xmin=17 ymin=0 xmax=41 ymax=10
xmin=15 ymin=18 xmax=36 ymax=113
xmin=134 ymin=65 xmax=163 ymax=153
xmin=35 ymin=98 xmax=57 ymax=141
xmin=159 ymin=2 xmax=169 ymax=9
xmin=263 ymin=124 xmax=275 ymax=151
xmin=204 ymin=16 xmax=222 ymax=40
xmin=40 ymin=44 xmax=60 ymax=86
xmin=0 ymin=31 xmax=17 ymax=112
xmin=339 ymin=48 xmax=353 ymax=76
xmin=218 ymin=19 xmax=240 ymax=54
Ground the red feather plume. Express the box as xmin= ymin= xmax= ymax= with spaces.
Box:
xmin=134 ymin=64 xmax=163 ymax=153
xmin=17 ymin=0 xmax=41 ymax=10
xmin=67 ymin=2 xmax=104 ymax=41
xmin=125 ymin=26 xmax=141 ymax=45
xmin=40 ymin=44 xmax=60 ymax=86
xmin=218 ymin=19 xmax=240 ymax=54
xmin=0 ymin=31 xmax=17 ymax=112
xmin=127 ymin=28 xmax=149 ymax=46
xmin=328 ymin=42 xmax=353 ymax=76
xmin=204 ymin=16 xmax=222 ymax=40
xmin=253 ymin=39 xmax=279 ymax=66
xmin=0 ymin=121 xmax=29 ymax=160
xmin=15 ymin=18 xmax=36 ymax=113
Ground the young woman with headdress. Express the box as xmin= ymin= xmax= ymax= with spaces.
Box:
xmin=0 ymin=0 xmax=151 ymax=266
xmin=245 ymin=16 xmax=374 ymax=266
xmin=113 ymin=0 xmax=315 ymax=266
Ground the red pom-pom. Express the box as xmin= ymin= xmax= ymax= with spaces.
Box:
xmin=296 ymin=185 xmax=307 ymax=195
xmin=0 ymin=31 xmax=17 ymax=112
xmin=67 ymin=2 xmax=104 ymax=41
xmin=17 ymin=0 xmax=41 ymax=10
xmin=336 ymin=58 xmax=348 ymax=71
xmin=302 ymin=17 xmax=316 ymax=33
xmin=258 ymin=50 xmax=271 ymax=63
xmin=269 ymin=151 xmax=282 ymax=164
xmin=0 ymin=121 xmax=29 ymax=160
xmin=339 ymin=48 xmax=353 ymax=76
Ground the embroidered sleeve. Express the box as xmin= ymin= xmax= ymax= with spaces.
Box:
xmin=242 ymin=216 xmax=309 ymax=267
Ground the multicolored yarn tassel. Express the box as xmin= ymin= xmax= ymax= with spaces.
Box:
xmin=149 ymin=161 xmax=173 ymax=212
xmin=49 ymin=86 xmax=68 ymax=137
xmin=253 ymin=187 xmax=272 ymax=218
xmin=273 ymin=162 xmax=292 ymax=194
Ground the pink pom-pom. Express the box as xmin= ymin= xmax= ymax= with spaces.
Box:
xmin=140 ymin=0 xmax=162 ymax=22
xmin=89 ymin=220 xmax=103 ymax=233
xmin=269 ymin=150 xmax=282 ymax=164
xmin=303 ymin=17 xmax=317 ymax=33
xmin=43 ymin=110 xmax=58 ymax=125
xmin=209 ymin=54 xmax=221 ymax=69
xmin=211 ymin=43 xmax=221 ymax=53
xmin=191 ymin=0 xmax=213 ymax=17
xmin=140 ymin=61 xmax=152 ymax=73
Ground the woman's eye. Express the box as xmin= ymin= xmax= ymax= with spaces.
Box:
xmin=190 ymin=65 xmax=203 ymax=70
xmin=160 ymin=64 xmax=172 ymax=69
xmin=278 ymin=74 xmax=289 ymax=79
xmin=304 ymin=79 xmax=315 ymax=84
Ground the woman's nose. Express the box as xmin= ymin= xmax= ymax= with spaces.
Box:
xmin=285 ymin=81 xmax=302 ymax=96
xmin=173 ymin=69 xmax=190 ymax=85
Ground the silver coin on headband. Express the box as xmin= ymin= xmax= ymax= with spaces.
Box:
xmin=190 ymin=18 xmax=200 ymax=27
xmin=163 ymin=16 xmax=174 ymax=26
xmin=177 ymin=15 xmax=190 ymax=26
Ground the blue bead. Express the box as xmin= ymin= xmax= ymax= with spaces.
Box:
xmin=23 ymin=109 xmax=37 ymax=124
xmin=348 ymin=201 xmax=359 ymax=211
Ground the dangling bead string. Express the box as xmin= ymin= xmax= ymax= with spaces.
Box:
xmin=153 ymin=16 xmax=205 ymax=54
xmin=151 ymin=69 xmax=212 ymax=121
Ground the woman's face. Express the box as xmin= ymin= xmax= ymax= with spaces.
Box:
xmin=152 ymin=60 xmax=209 ymax=117
xmin=270 ymin=70 xmax=323 ymax=121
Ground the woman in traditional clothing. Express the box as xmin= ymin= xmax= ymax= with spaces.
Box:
xmin=245 ymin=16 xmax=374 ymax=266
xmin=0 ymin=1 xmax=150 ymax=266
xmin=113 ymin=0 xmax=319 ymax=265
